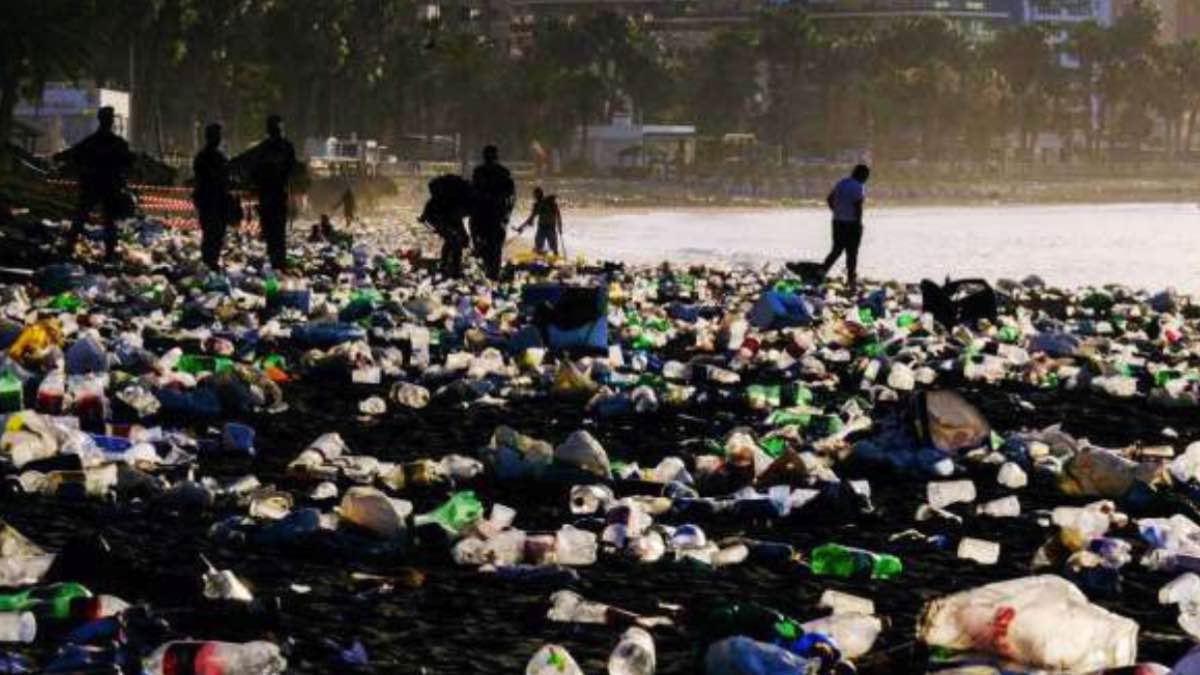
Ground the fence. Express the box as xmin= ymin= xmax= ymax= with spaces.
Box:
xmin=47 ymin=180 xmax=260 ymax=234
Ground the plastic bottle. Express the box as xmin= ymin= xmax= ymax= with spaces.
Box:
xmin=526 ymin=644 xmax=583 ymax=675
xmin=70 ymin=375 xmax=110 ymax=432
xmin=570 ymin=484 xmax=615 ymax=515
xmin=554 ymin=525 xmax=598 ymax=566
xmin=290 ymin=322 xmax=367 ymax=348
xmin=0 ymin=612 xmax=36 ymax=643
xmin=608 ymin=626 xmax=655 ymax=675
xmin=926 ymin=479 xmax=977 ymax=509
xmin=809 ymin=543 xmax=902 ymax=580
xmin=0 ymin=582 xmax=91 ymax=619
xmin=0 ymin=372 xmax=22 ymax=413
xmin=547 ymin=590 xmax=611 ymax=624
xmin=819 ymin=589 xmax=874 ymax=616
xmin=413 ymin=491 xmax=484 ymax=536
xmin=703 ymin=601 xmax=803 ymax=647
xmin=35 ymin=371 xmax=65 ymax=414
xmin=1161 ymin=572 xmax=1200 ymax=605
xmin=143 ymin=640 xmax=287 ymax=675
xmin=704 ymin=636 xmax=813 ymax=675
xmin=976 ymin=495 xmax=1021 ymax=518
xmin=997 ymin=461 xmax=1028 ymax=488
xmin=957 ymin=537 xmax=1001 ymax=565
xmin=801 ymin=612 xmax=882 ymax=659
xmin=917 ymin=574 xmax=1137 ymax=671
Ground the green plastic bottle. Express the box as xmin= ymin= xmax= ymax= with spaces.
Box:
xmin=0 ymin=582 xmax=92 ymax=620
xmin=896 ymin=313 xmax=916 ymax=329
xmin=414 ymin=491 xmax=484 ymax=536
xmin=0 ymin=372 xmax=23 ymax=413
xmin=48 ymin=292 xmax=84 ymax=313
xmin=759 ymin=436 xmax=788 ymax=459
xmin=704 ymin=602 xmax=804 ymax=646
xmin=997 ymin=325 xmax=1020 ymax=344
xmin=809 ymin=542 xmax=902 ymax=580
xmin=766 ymin=409 xmax=813 ymax=428
xmin=746 ymin=384 xmax=782 ymax=409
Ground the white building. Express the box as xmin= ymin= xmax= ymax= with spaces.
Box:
xmin=15 ymin=83 xmax=131 ymax=155
xmin=575 ymin=113 xmax=696 ymax=174
xmin=1023 ymin=0 xmax=1114 ymax=65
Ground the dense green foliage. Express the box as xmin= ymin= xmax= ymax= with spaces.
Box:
xmin=2 ymin=0 xmax=1198 ymax=166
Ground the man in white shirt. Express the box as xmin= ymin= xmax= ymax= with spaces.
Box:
xmin=821 ymin=164 xmax=870 ymax=291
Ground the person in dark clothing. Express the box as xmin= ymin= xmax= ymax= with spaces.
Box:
xmin=57 ymin=106 xmax=134 ymax=261
xmin=192 ymin=123 xmax=233 ymax=270
xmin=420 ymin=174 xmax=472 ymax=278
xmin=332 ymin=187 xmax=356 ymax=228
xmin=470 ymin=145 xmax=515 ymax=280
xmin=234 ymin=115 xmax=296 ymax=271
xmin=821 ymin=163 xmax=870 ymax=291
xmin=516 ymin=186 xmax=562 ymax=256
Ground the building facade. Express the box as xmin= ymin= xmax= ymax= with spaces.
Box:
xmin=14 ymin=84 xmax=131 ymax=155
xmin=801 ymin=0 xmax=1023 ymax=40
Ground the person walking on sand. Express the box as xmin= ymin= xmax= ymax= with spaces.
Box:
xmin=470 ymin=145 xmax=515 ymax=281
xmin=821 ymin=164 xmax=870 ymax=291
xmin=56 ymin=106 xmax=134 ymax=262
xmin=192 ymin=123 xmax=235 ymax=271
xmin=233 ymin=115 xmax=296 ymax=272
xmin=332 ymin=186 xmax=356 ymax=229
xmin=516 ymin=187 xmax=562 ymax=256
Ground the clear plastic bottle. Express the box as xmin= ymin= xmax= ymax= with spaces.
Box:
xmin=35 ymin=371 xmax=65 ymax=415
xmin=608 ymin=626 xmax=655 ymax=675
xmin=976 ymin=495 xmax=1021 ymax=518
xmin=569 ymin=484 xmax=614 ymax=515
xmin=926 ymin=479 xmax=976 ymax=509
xmin=554 ymin=525 xmax=598 ymax=566
xmin=526 ymin=644 xmax=583 ymax=675
xmin=143 ymin=640 xmax=287 ymax=675
xmin=0 ymin=611 xmax=36 ymax=643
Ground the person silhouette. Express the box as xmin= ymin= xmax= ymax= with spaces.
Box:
xmin=332 ymin=187 xmax=356 ymax=229
xmin=469 ymin=145 xmax=515 ymax=280
xmin=821 ymin=164 xmax=870 ymax=292
xmin=192 ymin=123 xmax=233 ymax=270
xmin=420 ymin=174 xmax=472 ymax=278
xmin=517 ymin=186 xmax=562 ymax=256
xmin=56 ymin=106 xmax=134 ymax=261
xmin=234 ymin=115 xmax=296 ymax=271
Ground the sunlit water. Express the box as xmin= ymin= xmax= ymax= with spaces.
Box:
xmin=556 ymin=202 xmax=1200 ymax=293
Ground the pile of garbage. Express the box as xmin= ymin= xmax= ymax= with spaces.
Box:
xmin=2 ymin=215 xmax=1200 ymax=672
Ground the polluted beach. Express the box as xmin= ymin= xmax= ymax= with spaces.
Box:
xmin=6 ymin=1 xmax=1200 ymax=673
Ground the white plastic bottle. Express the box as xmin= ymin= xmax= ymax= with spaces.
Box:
xmin=608 ymin=626 xmax=656 ymax=675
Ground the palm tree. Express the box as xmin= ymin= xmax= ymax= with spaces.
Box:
xmin=989 ymin=25 xmax=1057 ymax=158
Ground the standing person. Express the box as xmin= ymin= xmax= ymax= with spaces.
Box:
xmin=234 ymin=115 xmax=296 ymax=271
xmin=470 ymin=145 xmax=515 ymax=280
xmin=516 ymin=186 xmax=562 ymax=256
xmin=332 ymin=186 xmax=356 ymax=229
xmin=192 ymin=123 xmax=233 ymax=270
xmin=821 ymin=164 xmax=870 ymax=291
xmin=56 ymin=106 xmax=134 ymax=262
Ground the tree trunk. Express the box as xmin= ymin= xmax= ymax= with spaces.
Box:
xmin=0 ymin=78 xmax=18 ymax=173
